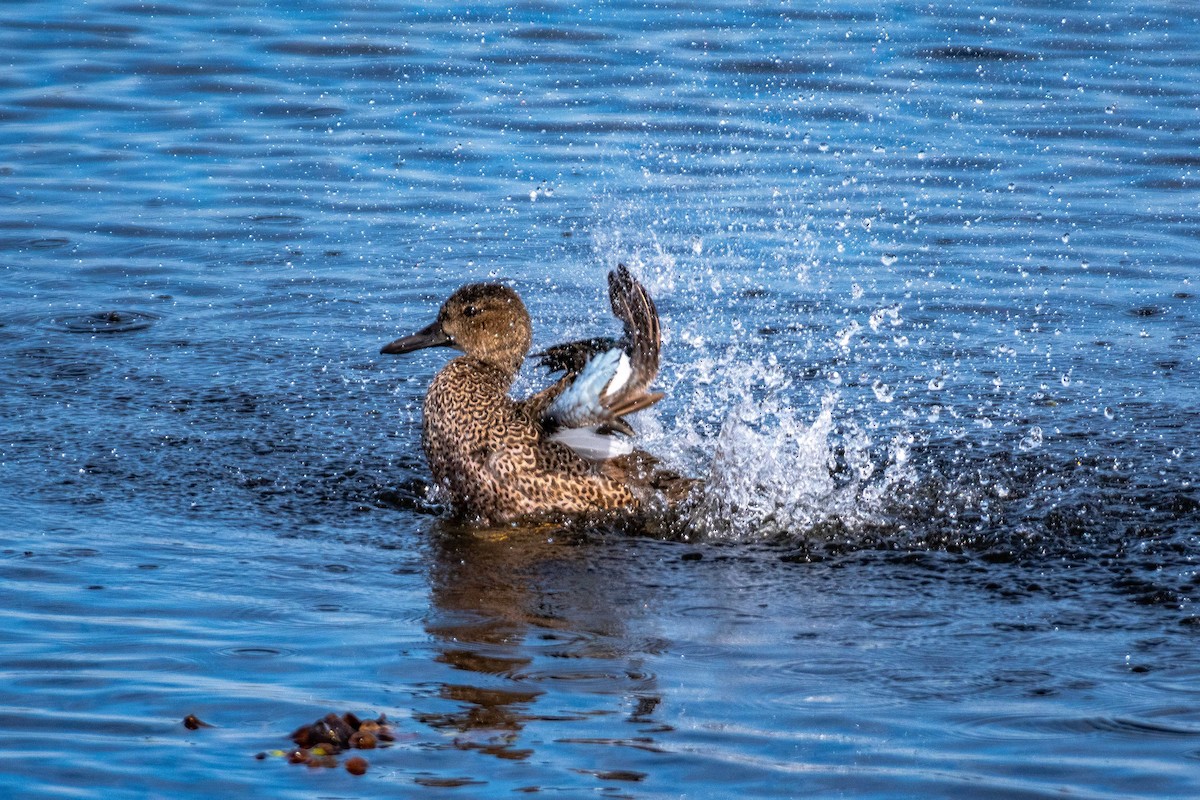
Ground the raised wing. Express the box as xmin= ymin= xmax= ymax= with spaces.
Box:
xmin=603 ymin=263 xmax=663 ymax=418
xmin=535 ymin=336 xmax=620 ymax=375
xmin=541 ymin=265 xmax=664 ymax=459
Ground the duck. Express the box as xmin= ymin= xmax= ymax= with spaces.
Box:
xmin=379 ymin=265 xmax=682 ymax=525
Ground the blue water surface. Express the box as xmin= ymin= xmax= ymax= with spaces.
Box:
xmin=1 ymin=1 xmax=1198 ymax=797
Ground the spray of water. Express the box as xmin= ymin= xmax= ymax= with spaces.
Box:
xmin=591 ymin=231 xmax=919 ymax=543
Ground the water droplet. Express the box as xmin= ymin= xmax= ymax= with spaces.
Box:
xmin=1061 ymin=233 xmax=1070 ymax=244
xmin=1019 ymin=426 xmax=1044 ymax=451
xmin=881 ymin=253 xmax=898 ymax=266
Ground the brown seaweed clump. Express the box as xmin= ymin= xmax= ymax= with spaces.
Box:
xmin=279 ymin=712 xmax=394 ymax=774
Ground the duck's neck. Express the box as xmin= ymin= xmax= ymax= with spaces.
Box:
xmin=458 ymin=354 xmax=521 ymax=389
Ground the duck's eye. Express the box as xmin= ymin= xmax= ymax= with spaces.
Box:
xmin=463 ymin=305 xmax=480 ymax=318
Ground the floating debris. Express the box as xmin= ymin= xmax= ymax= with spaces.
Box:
xmin=183 ymin=714 xmax=213 ymax=730
xmin=279 ymin=711 xmax=393 ymax=772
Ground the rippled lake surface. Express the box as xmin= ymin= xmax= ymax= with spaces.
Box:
xmin=2 ymin=0 xmax=1199 ymax=796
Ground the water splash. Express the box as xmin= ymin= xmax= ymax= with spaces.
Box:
xmin=681 ymin=389 xmax=916 ymax=540
xmin=587 ymin=207 xmax=924 ymax=542
xmin=618 ymin=311 xmax=920 ymax=543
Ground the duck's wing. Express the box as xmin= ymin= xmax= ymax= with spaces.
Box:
xmin=605 ymin=263 xmax=662 ymax=416
xmin=540 ymin=265 xmax=664 ymax=458
xmin=534 ymin=336 xmax=620 ymax=375
xmin=519 ymin=340 xmax=613 ymax=424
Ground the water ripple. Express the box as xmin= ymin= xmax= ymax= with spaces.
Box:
xmin=43 ymin=310 xmax=161 ymax=334
xmin=959 ymin=709 xmax=1200 ymax=741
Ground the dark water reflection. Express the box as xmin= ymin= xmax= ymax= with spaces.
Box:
xmin=2 ymin=0 xmax=1199 ymax=796
xmin=421 ymin=524 xmax=663 ymax=764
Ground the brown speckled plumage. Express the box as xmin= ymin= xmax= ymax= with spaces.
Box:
xmin=380 ymin=267 xmax=675 ymax=525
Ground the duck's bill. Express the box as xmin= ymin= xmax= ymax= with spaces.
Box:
xmin=380 ymin=321 xmax=452 ymax=354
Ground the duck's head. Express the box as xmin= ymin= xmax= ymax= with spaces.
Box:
xmin=380 ymin=283 xmax=533 ymax=373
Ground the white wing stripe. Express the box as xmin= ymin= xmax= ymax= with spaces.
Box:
xmin=603 ymin=353 xmax=632 ymax=399
xmin=550 ymin=426 xmax=635 ymax=460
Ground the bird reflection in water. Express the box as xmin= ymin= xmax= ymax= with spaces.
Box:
xmin=417 ymin=519 xmax=667 ymax=763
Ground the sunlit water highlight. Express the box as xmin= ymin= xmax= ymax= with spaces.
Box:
xmin=1 ymin=0 xmax=1198 ymax=797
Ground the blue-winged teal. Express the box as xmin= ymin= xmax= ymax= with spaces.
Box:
xmin=380 ymin=265 xmax=681 ymax=525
